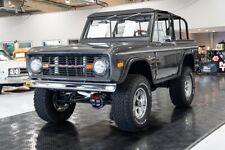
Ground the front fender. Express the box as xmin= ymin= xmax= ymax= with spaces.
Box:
xmin=117 ymin=57 xmax=153 ymax=84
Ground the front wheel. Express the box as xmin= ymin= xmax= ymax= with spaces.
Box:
xmin=169 ymin=67 xmax=195 ymax=108
xmin=111 ymin=75 xmax=152 ymax=132
xmin=34 ymin=88 xmax=76 ymax=123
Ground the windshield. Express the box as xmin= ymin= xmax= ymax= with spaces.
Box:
xmin=0 ymin=51 xmax=12 ymax=61
xmin=84 ymin=13 xmax=152 ymax=39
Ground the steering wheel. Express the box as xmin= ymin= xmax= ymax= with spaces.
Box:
xmin=134 ymin=30 xmax=148 ymax=37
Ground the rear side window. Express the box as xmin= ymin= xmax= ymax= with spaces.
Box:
xmin=173 ymin=18 xmax=189 ymax=40
xmin=152 ymin=14 xmax=174 ymax=43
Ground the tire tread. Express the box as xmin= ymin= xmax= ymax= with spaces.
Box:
xmin=112 ymin=74 xmax=151 ymax=132
xmin=34 ymin=88 xmax=75 ymax=123
xmin=169 ymin=66 xmax=194 ymax=108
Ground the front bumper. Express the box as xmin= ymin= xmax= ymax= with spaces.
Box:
xmin=27 ymin=80 xmax=117 ymax=92
xmin=1 ymin=76 xmax=29 ymax=85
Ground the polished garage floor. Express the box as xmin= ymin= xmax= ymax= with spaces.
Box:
xmin=1 ymin=75 xmax=225 ymax=150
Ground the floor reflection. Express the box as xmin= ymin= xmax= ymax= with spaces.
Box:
xmin=1 ymin=75 xmax=225 ymax=150
xmin=36 ymin=122 xmax=81 ymax=150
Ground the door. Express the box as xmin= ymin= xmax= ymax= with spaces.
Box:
xmin=152 ymin=13 xmax=182 ymax=80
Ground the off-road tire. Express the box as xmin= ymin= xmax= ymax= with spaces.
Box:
xmin=169 ymin=66 xmax=195 ymax=108
xmin=34 ymin=88 xmax=75 ymax=123
xmin=111 ymin=75 xmax=152 ymax=132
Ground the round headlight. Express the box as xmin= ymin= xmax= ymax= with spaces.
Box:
xmin=30 ymin=58 xmax=42 ymax=73
xmin=93 ymin=59 xmax=109 ymax=75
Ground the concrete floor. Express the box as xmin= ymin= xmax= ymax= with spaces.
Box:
xmin=0 ymin=91 xmax=34 ymax=118
xmin=0 ymin=75 xmax=225 ymax=150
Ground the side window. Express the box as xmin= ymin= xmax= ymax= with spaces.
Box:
xmin=173 ymin=18 xmax=188 ymax=40
xmin=153 ymin=14 xmax=174 ymax=43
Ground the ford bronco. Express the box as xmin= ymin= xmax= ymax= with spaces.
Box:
xmin=26 ymin=8 xmax=197 ymax=132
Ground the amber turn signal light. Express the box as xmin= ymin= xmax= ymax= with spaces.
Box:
xmin=42 ymin=63 xmax=49 ymax=69
xmin=116 ymin=62 xmax=124 ymax=68
xmin=85 ymin=64 xmax=93 ymax=70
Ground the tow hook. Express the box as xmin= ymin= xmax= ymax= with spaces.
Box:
xmin=90 ymin=93 xmax=106 ymax=109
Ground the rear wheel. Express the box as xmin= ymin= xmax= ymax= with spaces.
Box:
xmin=111 ymin=75 xmax=152 ymax=132
xmin=169 ymin=67 xmax=195 ymax=108
xmin=34 ymin=88 xmax=75 ymax=123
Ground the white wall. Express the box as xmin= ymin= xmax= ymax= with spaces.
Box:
xmin=191 ymin=32 xmax=225 ymax=48
xmin=191 ymin=33 xmax=211 ymax=47
xmin=213 ymin=32 xmax=225 ymax=47
xmin=177 ymin=0 xmax=225 ymax=29
xmin=0 ymin=9 xmax=96 ymax=46
xmin=0 ymin=0 xmax=225 ymax=46
xmin=99 ymin=0 xmax=225 ymax=29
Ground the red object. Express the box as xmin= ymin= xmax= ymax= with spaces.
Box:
xmin=90 ymin=94 xmax=99 ymax=100
xmin=212 ymin=55 xmax=219 ymax=62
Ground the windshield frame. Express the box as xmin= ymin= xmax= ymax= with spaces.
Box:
xmin=81 ymin=12 xmax=155 ymax=42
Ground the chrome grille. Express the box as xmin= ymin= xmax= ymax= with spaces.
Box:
xmin=8 ymin=68 xmax=28 ymax=77
xmin=20 ymin=68 xmax=28 ymax=74
xmin=41 ymin=55 xmax=100 ymax=78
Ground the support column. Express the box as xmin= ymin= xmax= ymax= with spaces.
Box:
xmin=210 ymin=32 xmax=214 ymax=49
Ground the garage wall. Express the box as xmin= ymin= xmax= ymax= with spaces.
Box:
xmin=213 ymin=32 xmax=225 ymax=47
xmin=192 ymin=33 xmax=211 ymax=47
xmin=190 ymin=32 xmax=225 ymax=48
xmin=0 ymin=9 xmax=96 ymax=46
xmin=0 ymin=0 xmax=225 ymax=47
xmin=99 ymin=0 xmax=225 ymax=29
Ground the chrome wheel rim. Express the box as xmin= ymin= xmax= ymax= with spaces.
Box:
xmin=52 ymin=94 xmax=69 ymax=112
xmin=184 ymin=75 xmax=193 ymax=100
xmin=133 ymin=88 xmax=148 ymax=120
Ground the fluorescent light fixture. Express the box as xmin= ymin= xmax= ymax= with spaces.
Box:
xmin=65 ymin=0 xmax=70 ymax=4
xmin=82 ymin=0 xmax=95 ymax=3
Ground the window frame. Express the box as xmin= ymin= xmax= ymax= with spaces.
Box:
xmin=151 ymin=12 xmax=175 ymax=43
xmin=172 ymin=15 xmax=189 ymax=40
xmin=81 ymin=13 xmax=154 ymax=40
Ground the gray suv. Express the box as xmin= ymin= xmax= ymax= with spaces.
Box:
xmin=26 ymin=8 xmax=197 ymax=132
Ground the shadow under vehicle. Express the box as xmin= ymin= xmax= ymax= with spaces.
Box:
xmin=26 ymin=8 xmax=197 ymax=132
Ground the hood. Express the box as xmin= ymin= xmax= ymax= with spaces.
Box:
xmin=28 ymin=43 xmax=111 ymax=55
xmin=28 ymin=41 xmax=148 ymax=55
xmin=0 ymin=60 xmax=26 ymax=69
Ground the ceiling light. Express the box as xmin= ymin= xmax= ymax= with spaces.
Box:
xmin=65 ymin=0 xmax=70 ymax=4
xmin=212 ymin=30 xmax=216 ymax=32
xmin=205 ymin=30 xmax=209 ymax=32
xmin=82 ymin=0 xmax=95 ymax=3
